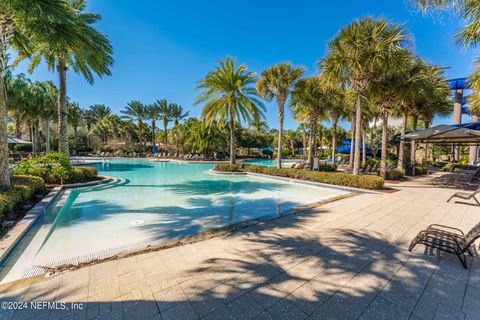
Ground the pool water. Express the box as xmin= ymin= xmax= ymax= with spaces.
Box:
xmin=242 ymin=159 xmax=297 ymax=167
xmin=16 ymin=159 xmax=349 ymax=268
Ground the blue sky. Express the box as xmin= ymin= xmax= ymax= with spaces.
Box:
xmin=13 ymin=0 xmax=479 ymax=130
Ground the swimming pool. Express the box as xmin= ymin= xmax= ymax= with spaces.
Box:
xmin=2 ymin=159 xmax=350 ymax=280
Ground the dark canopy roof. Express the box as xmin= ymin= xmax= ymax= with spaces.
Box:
xmin=404 ymin=123 xmax=480 ymax=144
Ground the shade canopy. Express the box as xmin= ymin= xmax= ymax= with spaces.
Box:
xmin=404 ymin=123 xmax=480 ymax=144
xmin=7 ymin=136 xmax=32 ymax=144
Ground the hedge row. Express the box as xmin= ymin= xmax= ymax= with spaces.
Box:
xmin=214 ymin=164 xmax=384 ymax=189
xmin=13 ymin=153 xmax=98 ymax=184
xmin=0 ymin=175 xmax=45 ymax=220
xmin=214 ymin=164 xmax=242 ymax=172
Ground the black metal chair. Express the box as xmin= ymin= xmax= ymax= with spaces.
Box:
xmin=408 ymin=222 xmax=480 ymax=268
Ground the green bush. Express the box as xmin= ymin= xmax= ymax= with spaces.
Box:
xmin=13 ymin=144 xmax=32 ymax=152
xmin=262 ymin=149 xmax=273 ymax=157
xmin=386 ymin=169 xmax=404 ymax=180
xmin=0 ymin=175 xmax=45 ymax=220
xmin=240 ymin=164 xmax=384 ymax=189
xmin=414 ymin=165 xmax=428 ymax=175
xmin=13 ymin=153 xmax=97 ymax=184
xmin=76 ymin=146 xmax=94 ymax=153
xmin=71 ymin=166 xmax=98 ymax=182
xmin=213 ymin=164 xmax=241 ymax=172
xmin=318 ymin=164 xmax=337 ymax=172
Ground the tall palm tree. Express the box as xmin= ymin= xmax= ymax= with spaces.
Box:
xmin=145 ymin=103 xmax=161 ymax=146
xmin=155 ymin=99 xmax=173 ymax=146
xmin=16 ymin=0 xmax=113 ymax=156
xmin=121 ymin=100 xmax=146 ymax=152
xmin=323 ymin=86 xmax=346 ymax=163
xmin=256 ymin=63 xmax=305 ymax=168
xmin=67 ymin=102 xmax=83 ymax=153
xmin=170 ymin=104 xmax=190 ymax=126
xmin=169 ymin=103 xmax=189 ymax=152
xmin=368 ymin=49 xmax=412 ymax=178
xmin=88 ymin=104 xmax=111 ymax=122
xmin=291 ymin=76 xmax=329 ymax=167
xmin=195 ymin=57 xmax=265 ymax=164
xmin=0 ymin=0 xmax=71 ymax=187
xmin=321 ymin=17 xmax=406 ymax=175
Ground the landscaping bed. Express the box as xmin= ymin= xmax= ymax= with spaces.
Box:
xmin=214 ymin=164 xmax=384 ymax=189
xmin=0 ymin=175 xmax=47 ymax=238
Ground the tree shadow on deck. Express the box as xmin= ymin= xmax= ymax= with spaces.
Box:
xmin=1 ymin=204 xmax=477 ymax=320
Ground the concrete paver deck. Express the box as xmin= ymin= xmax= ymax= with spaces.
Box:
xmin=1 ymin=175 xmax=479 ymax=319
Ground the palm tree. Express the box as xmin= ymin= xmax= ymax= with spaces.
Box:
xmin=290 ymin=76 xmax=329 ymax=167
xmin=67 ymin=102 xmax=83 ymax=153
xmin=0 ymin=0 xmax=72 ymax=187
xmin=169 ymin=103 xmax=189 ymax=152
xmin=195 ymin=57 xmax=265 ymax=164
xmin=88 ymin=104 xmax=111 ymax=122
xmin=155 ymin=99 xmax=173 ymax=146
xmin=256 ymin=63 xmax=304 ymax=168
xmin=170 ymin=104 xmax=190 ymax=126
xmin=145 ymin=103 xmax=161 ymax=147
xmin=321 ymin=17 xmax=406 ymax=175
xmin=17 ymin=0 xmax=113 ymax=156
xmin=121 ymin=100 xmax=146 ymax=152
xmin=323 ymin=86 xmax=346 ymax=163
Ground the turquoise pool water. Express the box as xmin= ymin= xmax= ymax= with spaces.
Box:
xmin=242 ymin=159 xmax=297 ymax=167
xmin=26 ymin=159 xmax=348 ymax=266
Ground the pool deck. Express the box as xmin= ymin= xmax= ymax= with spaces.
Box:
xmin=1 ymin=174 xmax=480 ymax=320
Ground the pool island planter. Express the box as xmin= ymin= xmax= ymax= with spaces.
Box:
xmin=0 ymin=176 xmax=114 ymax=267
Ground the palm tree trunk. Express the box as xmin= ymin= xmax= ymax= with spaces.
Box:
xmin=74 ymin=127 xmax=78 ymax=153
xmin=0 ymin=70 xmax=10 ymax=187
xmin=0 ymin=15 xmax=13 ymax=188
xmin=34 ymin=120 xmax=40 ymax=155
xmin=397 ymin=112 xmax=407 ymax=171
xmin=308 ymin=117 xmax=317 ymax=168
xmin=138 ymin=120 xmax=143 ymax=153
xmin=14 ymin=115 xmax=21 ymax=138
xmin=163 ymin=123 xmax=168 ymax=146
xmin=302 ymin=131 xmax=306 ymax=159
xmin=229 ymin=115 xmax=236 ymax=164
xmin=57 ymin=57 xmax=69 ymax=156
xmin=362 ymin=127 xmax=366 ymax=165
xmin=332 ymin=117 xmax=337 ymax=163
xmin=410 ymin=116 xmax=418 ymax=175
xmin=353 ymin=94 xmax=362 ymax=175
xmin=380 ymin=109 xmax=388 ymax=179
xmin=45 ymin=119 xmax=50 ymax=153
xmin=151 ymin=120 xmax=156 ymax=146
xmin=276 ymin=97 xmax=286 ymax=169
xmin=349 ymin=116 xmax=355 ymax=169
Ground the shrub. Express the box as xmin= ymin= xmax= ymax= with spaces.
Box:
xmin=262 ymin=149 xmax=273 ymax=157
xmin=13 ymin=144 xmax=32 ymax=152
xmin=386 ymin=169 xmax=404 ymax=180
xmin=414 ymin=165 xmax=428 ymax=175
xmin=318 ymin=164 xmax=337 ymax=172
xmin=71 ymin=166 xmax=98 ymax=182
xmin=76 ymin=146 xmax=94 ymax=153
xmin=213 ymin=164 xmax=241 ymax=172
xmin=13 ymin=153 xmax=97 ymax=184
xmin=0 ymin=175 xmax=45 ymax=220
xmin=281 ymin=149 xmax=292 ymax=157
xmin=240 ymin=164 xmax=384 ymax=189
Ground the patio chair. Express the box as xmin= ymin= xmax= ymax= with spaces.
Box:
xmin=432 ymin=167 xmax=480 ymax=189
xmin=408 ymin=222 xmax=480 ymax=268
xmin=447 ymin=187 xmax=480 ymax=207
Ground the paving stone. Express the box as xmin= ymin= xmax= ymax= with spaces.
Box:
xmin=264 ymin=299 xmax=307 ymax=320
xmin=227 ymin=293 xmax=264 ymax=320
xmin=161 ymin=301 xmax=199 ymax=320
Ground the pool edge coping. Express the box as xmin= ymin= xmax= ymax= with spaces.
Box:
xmin=0 ymin=176 xmax=115 ymax=268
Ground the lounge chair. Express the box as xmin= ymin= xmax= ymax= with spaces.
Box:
xmin=432 ymin=167 xmax=480 ymax=189
xmin=447 ymin=187 xmax=480 ymax=207
xmin=408 ymin=222 xmax=480 ymax=268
